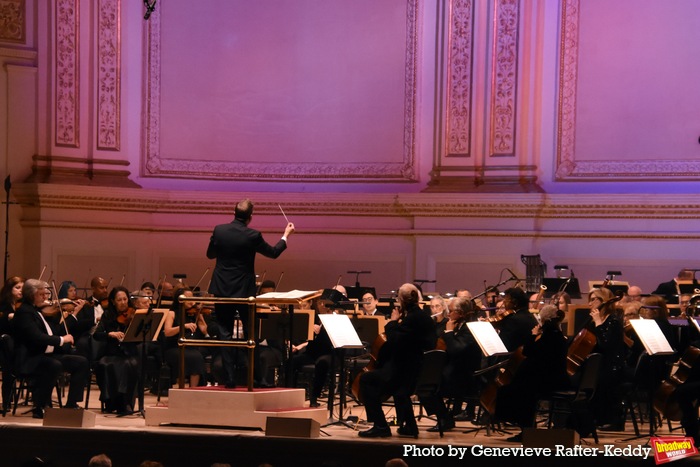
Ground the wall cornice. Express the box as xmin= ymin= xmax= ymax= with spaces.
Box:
xmin=12 ymin=183 xmax=700 ymax=220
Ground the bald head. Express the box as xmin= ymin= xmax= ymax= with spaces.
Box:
xmin=398 ymin=283 xmax=421 ymax=308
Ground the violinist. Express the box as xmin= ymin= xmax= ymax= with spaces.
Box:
xmin=12 ymin=279 xmax=89 ymax=418
xmin=421 ymin=296 xmax=481 ymax=433
xmin=497 ymin=287 xmax=538 ymax=352
xmin=68 ymin=276 xmax=109 ymax=356
xmin=58 ymin=280 xmax=91 ymax=357
xmin=495 ymin=304 xmax=570 ymax=442
xmin=0 ymin=275 xmax=23 ymax=335
xmin=358 ymin=283 xmax=435 ymax=439
xmin=587 ymin=287 xmax=627 ymax=431
xmin=163 ymin=288 xmax=206 ymax=387
xmin=93 ymin=286 xmax=139 ymax=415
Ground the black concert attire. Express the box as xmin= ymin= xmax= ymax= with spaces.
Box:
xmin=163 ymin=301 xmax=206 ymax=385
xmin=674 ymin=344 xmax=700 ymax=446
xmin=12 ymin=302 xmax=89 ymax=415
xmin=495 ymin=321 xmax=570 ymax=429
xmin=590 ymin=313 xmax=627 ymax=428
xmin=206 ymin=217 xmax=287 ymax=387
xmin=420 ymin=319 xmax=481 ymax=429
xmin=292 ymin=315 xmax=334 ymax=406
xmin=359 ymin=302 xmax=436 ymax=435
xmin=64 ymin=300 xmax=99 ymax=358
xmin=93 ymin=307 xmax=139 ymax=414
xmin=497 ymin=307 xmax=538 ymax=352
xmin=0 ymin=300 xmax=14 ymax=412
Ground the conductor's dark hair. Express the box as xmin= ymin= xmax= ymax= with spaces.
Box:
xmin=235 ymin=199 xmax=254 ymax=221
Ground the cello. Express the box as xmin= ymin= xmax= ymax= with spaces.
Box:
xmin=566 ymin=293 xmax=622 ymax=376
xmin=653 ymin=346 xmax=700 ymax=421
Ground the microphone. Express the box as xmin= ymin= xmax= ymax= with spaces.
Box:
xmin=506 ymin=269 xmax=523 ymax=283
xmin=130 ymin=294 xmax=153 ymax=300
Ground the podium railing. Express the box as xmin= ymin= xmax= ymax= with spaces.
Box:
xmin=177 ymin=291 xmax=322 ymax=391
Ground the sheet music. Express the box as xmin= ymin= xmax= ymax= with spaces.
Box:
xmin=466 ymin=321 xmax=509 ymax=357
xmin=257 ymin=290 xmax=319 ymax=300
xmin=629 ymin=319 xmax=675 ymax=356
xmin=318 ymin=314 xmax=364 ymax=349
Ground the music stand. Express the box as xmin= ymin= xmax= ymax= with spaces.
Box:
xmin=588 ymin=281 xmax=629 ymax=297
xmin=122 ymin=308 xmax=166 ymax=416
xmin=318 ymin=314 xmax=364 ymax=429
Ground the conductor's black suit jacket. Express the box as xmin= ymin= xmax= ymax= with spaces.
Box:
xmin=206 ymin=218 xmax=287 ymax=298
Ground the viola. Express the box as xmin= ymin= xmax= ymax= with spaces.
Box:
xmin=653 ymin=346 xmax=700 ymax=421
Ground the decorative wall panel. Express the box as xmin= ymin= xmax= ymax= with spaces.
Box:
xmin=0 ymin=0 xmax=24 ymax=43
xmin=489 ymin=0 xmax=519 ymax=157
xmin=556 ymin=0 xmax=700 ymax=180
xmin=444 ymin=0 xmax=474 ymax=157
xmin=96 ymin=0 xmax=120 ymax=150
xmin=55 ymin=0 xmax=79 ymax=147
xmin=143 ymin=0 xmax=418 ymax=182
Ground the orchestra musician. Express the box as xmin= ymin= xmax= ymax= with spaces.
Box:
xmin=58 ymin=280 xmax=91 ymax=357
xmin=93 ymin=286 xmax=139 ymax=415
xmin=587 ymin=287 xmax=627 ymax=431
xmin=358 ymin=283 xmax=436 ymax=438
xmin=361 ymin=289 xmax=380 ymax=316
xmin=163 ymin=287 xmax=207 ymax=388
xmin=12 ymin=279 xmax=89 ymax=418
xmin=0 ymin=275 xmax=23 ymax=335
xmin=652 ymin=268 xmax=694 ymax=305
xmin=497 ymin=287 xmax=538 ymax=352
xmin=0 ymin=275 xmax=23 ymax=413
xmin=429 ymin=295 xmax=448 ymax=336
xmin=291 ymin=296 xmax=336 ymax=407
xmin=206 ymin=198 xmax=294 ymax=388
xmin=420 ymin=296 xmax=481 ymax=433
xmin=494 ymin=304 xmax=570 ymax=442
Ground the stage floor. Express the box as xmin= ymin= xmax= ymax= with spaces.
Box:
xmin=0 ymin=386 xmax=694 ymax=467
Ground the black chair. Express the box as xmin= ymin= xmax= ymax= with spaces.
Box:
xmin=543 ymin=352 xmax=602 ymax=443
xmin=414 ymin=349 xmax=447 ymax=436
xmin=11 ymin=343 xmax=64 ymax=415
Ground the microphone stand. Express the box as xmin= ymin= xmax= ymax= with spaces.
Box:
xmin=3 ymin=175 xmax=17 ymax=282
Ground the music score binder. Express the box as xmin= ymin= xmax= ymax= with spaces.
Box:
xmin=629 ymin=319 xmax=675 ymax=356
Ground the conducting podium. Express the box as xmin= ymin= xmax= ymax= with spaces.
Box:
xmin=177 ymin=290 xmax=321 ymax=391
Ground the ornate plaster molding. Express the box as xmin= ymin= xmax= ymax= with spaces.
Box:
xmin=143 ymin=1 xmax=418 ymax=182
xmin=96 ymin=0 xmax=120 ymax=150
xmin=489 ymin=0 xmax=519 ymax=157
xmin=445 ymin=0 xmax=474 ymax=157
xmin=0 ymin=0 xmax=24 ymax=43
xmin=55 ymin=0 xmax=79 ymax=147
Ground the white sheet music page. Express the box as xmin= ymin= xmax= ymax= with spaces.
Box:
xmin=466 ymin=321 xmax=509 ymax=357
xmin=629 ymin=319 xmax=675 ymax=355
xmin=318 ymin=314 xmax=364 ymax=349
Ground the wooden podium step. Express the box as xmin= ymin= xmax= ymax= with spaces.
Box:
xmin=145 ymin=386 xmax=327 ymax=429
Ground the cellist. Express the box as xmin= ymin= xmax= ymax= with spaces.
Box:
xmin=588 ymin=287 xmax=627 ymax=431
xmin=420 ymin=296 xmax=481 ymax=433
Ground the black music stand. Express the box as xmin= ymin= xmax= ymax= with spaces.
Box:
xmin=258 ymin=310 xmax=313 ymax=386
xmin=122 ymin=307 xmax=166 ymax=417
xmin=542 ymin=277 xmax=582 ymax=299
xmin=318 ymin=314 xmax=364 ymax=429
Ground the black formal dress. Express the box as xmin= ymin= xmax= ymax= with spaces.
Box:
xmin=590 ymin=313 xmax=627 ymax=427
xmin=12 ymin=302 xmax=89 ymax=412
xmin=206 ymin=218 xmax=287 ymax=387
xmin=359 ymin=303 xmax=436 ymax=431
xmin=93 ymin=308 xmax=139 ymax=414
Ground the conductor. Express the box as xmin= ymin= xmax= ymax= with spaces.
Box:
xmin=206 ymin=198 xmax=295 ymax=388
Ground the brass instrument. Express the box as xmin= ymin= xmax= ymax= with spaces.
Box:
xmin=529 ymin=285 xmax=547 ymax=314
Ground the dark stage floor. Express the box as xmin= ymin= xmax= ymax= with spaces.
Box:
xmin=0 ymin=388 xmax=696 ymax=467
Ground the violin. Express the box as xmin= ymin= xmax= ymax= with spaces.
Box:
xmin=653 ymin=346 xmax=700 ymax=421
xmin=117 ymin=306 xmax=136 ymax=326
